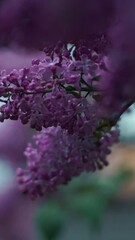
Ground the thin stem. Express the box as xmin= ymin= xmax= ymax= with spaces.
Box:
xmin=115 ymin=99 xmax=135 ymax=122
xmin=22 ymin=90 xmax=52 ymax=95
xmin=0 ymin=99 xmax=7 ymax=103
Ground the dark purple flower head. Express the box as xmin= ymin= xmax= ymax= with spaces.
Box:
xmin=100 ymin=0 xmax=135 ymax=109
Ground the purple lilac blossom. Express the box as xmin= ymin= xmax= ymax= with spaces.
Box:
xmin=2 ymin=0 xmax=135 ymax=109
xmin=0 ymin=48 xmax=102 ymax=130
xmin=0 ymin=45 xmax=120 ymax=198
xmin=0 ymin=48 xmax=44 ymax=164
xmin=17 ymin=126 xmax=119 ymax=199
xmin=0 ymin=1 xmax=131 ymax=197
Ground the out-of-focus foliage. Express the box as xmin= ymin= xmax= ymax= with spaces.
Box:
xmin=35 ymin=169 xmax=132 ymax=240
xmin=36 ymin=203 xmax=67 ymax=240
xmin=65 ymin=171 xmax=131 ymax=230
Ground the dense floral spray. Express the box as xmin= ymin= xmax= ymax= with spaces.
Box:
xmin=0 ymin=0 xmax=134 ymax=198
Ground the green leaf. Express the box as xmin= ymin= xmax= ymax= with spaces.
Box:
xmin=36 ymin=202 xmax=67 ymax=240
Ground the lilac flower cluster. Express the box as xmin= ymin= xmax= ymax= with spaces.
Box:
xmin=17 ymin=126 xmax=119 ymax=199
xmin=0 ymin=43 xmax=120 ymax=198
xmin=0 ymin=47 xmax=102 ymax=130
xmin=1 ymin=1 xmax=134 ymax=198
xmin=0 ymin=0 xmax=135 ymax=107
xmin=0 ymin=0 xmax=134 ymax=110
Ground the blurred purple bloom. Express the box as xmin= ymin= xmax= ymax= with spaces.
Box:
xmin=17 ymin=126 xmax=119 ymax=199
xmin=0 ymin=120 xmax=31 ymax=164
xmin=0 ymin=0 xmax=114 ymax=50
xmin=100 ymin=0 xmax=135 ymax=109
xmin=0 ymin=161 xmax=38 ymax=240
